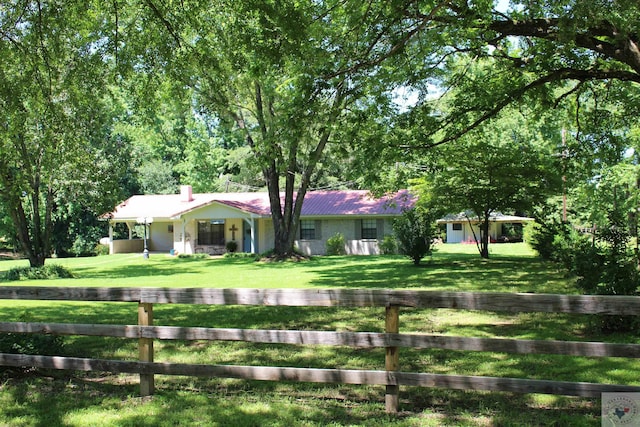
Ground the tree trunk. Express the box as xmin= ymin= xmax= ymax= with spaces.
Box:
xmin=263 ymin=161 xmax=307 ymax=258
xmin=236 ymin=81 xmax=344 ymax=259
xmin=2 ymin=183 xmax=51 ymax=268
xmin=479 ymin=213 xmax=490 ymax=259
xmin=7 ymin=198 xmax=46 ymax=268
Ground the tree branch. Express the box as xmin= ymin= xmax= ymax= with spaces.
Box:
xmin=322 ymin=1 xmax=447 ymax=81
xmin=488 ymin=18 xmax=640 ymax=74
xmin=423 ymin=67 xmax=640 ymax=149
xmin=144 ymin=0 xmax=182 ymax=48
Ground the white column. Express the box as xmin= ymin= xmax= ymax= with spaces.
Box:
xmin=108 ymin=222 xmax=114 ymax=255
xmin=244 ymin=217 xmax=256 ymax=253
xmin=181 ymin=220 xmax=186 ymax=254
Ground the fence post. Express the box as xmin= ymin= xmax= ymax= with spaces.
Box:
xmin=385 ymin=305 xmax=400 ymax=413
xmin=138 ymin=302 xmax=154 ymax=396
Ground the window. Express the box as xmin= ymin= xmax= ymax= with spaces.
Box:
xmin=361 ymin=219 xmax=377 ymax=239
xmin=300 ymin=220 xmax=316 ymax=240
xmin=198 ymin=220 xmax=225 ymax=245
xmin=452 ymin=223 xmax=462 ymax=231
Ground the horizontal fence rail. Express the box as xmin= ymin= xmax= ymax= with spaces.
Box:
xmin=1 ymin=322 xmax=639 ymax=358
xmin=2 ymin=286 xmax=640 ymax=314
xmin=0 ymin=287 xmax=639 ymax=413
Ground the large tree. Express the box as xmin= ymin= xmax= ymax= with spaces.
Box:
xmin=119 ymin=0 xmax=445 ymax=257
xmin=0 ymin=2 xmax=123 ymax=266
xmin=401 ymin=0 xmax=640 ymax=147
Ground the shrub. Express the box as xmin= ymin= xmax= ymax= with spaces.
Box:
xmin=325 ymin=233 xmax=346 ymax=255
xmin=379 ymin=234 xmax=397 ymax=255
xmin=177 ymin=253 xmax=209 ymax=260
xmin=94 ymin=243 xmax=110 ymax=256
xmin=225 ymin=241 xmax=238 ymax=253
xmin=70 ymin=235 xmax=99 ymax=257
xmin=525 ymin=220 xmax=581 ymax=269
xmin=0 ymin=312 xmax=65 ymax=373
xmin=223 ymin=252 xmax=255 ymax=259
xmin=3 ymin=264 xmax=73 ymax=281
xmin=572 ymin=210 xmax=640 ymax=332
xmin=393 ymin=208 xmax=438 ymax=266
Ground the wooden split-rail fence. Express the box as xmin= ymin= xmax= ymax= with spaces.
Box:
xmin=0 ymin=286 xmax=639 ymax=413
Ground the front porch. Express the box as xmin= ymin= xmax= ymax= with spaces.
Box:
xmin=108 ymin=216 xmax=260 ymax=256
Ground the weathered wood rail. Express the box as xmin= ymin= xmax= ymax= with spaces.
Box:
xmin=0 ymin=287 xmax=639 ymax=413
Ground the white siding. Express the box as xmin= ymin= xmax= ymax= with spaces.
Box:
xmin=295 ymin=218 xmax=394 ymax=256
xmin=148 ymin=222 xmax=173 ymax=252
xmin=447 ymin=223 xmax=465 ymax=243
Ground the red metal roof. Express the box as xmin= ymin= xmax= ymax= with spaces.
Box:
xmin=105 ymin=190 xmax=414 ymax=221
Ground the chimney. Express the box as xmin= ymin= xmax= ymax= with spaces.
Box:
xmin=180 ymin=185 xmax=194 ymax=202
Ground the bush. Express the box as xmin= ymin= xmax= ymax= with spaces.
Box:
xmin=177 ymin=253 xmax=209 ymax=260
xmin=70 ymin=235 xmax=99 ymax=257
xmin=379 ymin=234 xmax=397 ymax=255
xmin=223 ymin=252 xmax=255 ymax=259
xmin=571 ymin=211 xmax=640 ymax=332
xmin=525 ymin=220 xmax=581 ymax=269
xmin=325 ymin=233 xmax=346 ymax=255
xmin=393 ymin=208 xmax=438 ymax=266
xmin=0 ymin=313 xmax=65 ymax=373
xmin=94 ymin=243 xmax=109 ymax=256
xmin=3 ymin=264 xmax=74 ymax=281
xmin=225 ymin=241 xmax=238 ymax=253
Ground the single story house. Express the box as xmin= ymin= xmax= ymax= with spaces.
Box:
xmin=103 ymin=186 xmax=413 ymax=256
xmin=437 ymin=212 xmax=534 ymax=244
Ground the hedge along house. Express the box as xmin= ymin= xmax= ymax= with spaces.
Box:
xmin=437 ymin=212 xmax=534 ymax=244
xmin=103 ymin=186 xmax=413 ymax=256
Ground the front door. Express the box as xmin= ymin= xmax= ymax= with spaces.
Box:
xmin=243 ymin=221 xmax=257 ymax=253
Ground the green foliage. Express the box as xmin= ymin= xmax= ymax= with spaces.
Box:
xmin=0 ymin=312 xmax=65 ymax=374
xmin=530 ymin=205 xmax=640 ymax=333
xmin=177 ymin=253 xmax=209 ymax=260
xmin=2 ymin=265 xmax=74 ymax=281
xmin=0 ymin=3 xmax=133 ymax=267
xmin=572 ymin=212 xmax=640 ymax=332
xmin=51 ymin=205 xmax=112 ymax=258
xmin=223 ymin=252 xmax=255 ymax=259
xmin=325 ymin=233 xmax=346 ymax=256
xmin=137 ymin=159 xmax=178 ymax=195
xmin=94 ymin=244 xmax=110 ymax=256
xmin=416 ymin=108 xmax=560 ymax=259
xmin=525 ymin=220 xmax=582 ymax=270
xmin=417 ymin=3 xmax=640 ymax=148
xmin=393 ymin=208 xmax=437 ymax=266
xmin=379 ymin=234 xmax=398 ymax=255
xmin=573 ymin=214 xmax=639 ymax=296
xmin=225 ymin=241 xmax=238 ymax=253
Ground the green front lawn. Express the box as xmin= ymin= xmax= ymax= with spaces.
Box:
xmin=0 ymin=244 xmax=633 ymax=426
xmin=0 ymin=243 xmax=570 ymax=292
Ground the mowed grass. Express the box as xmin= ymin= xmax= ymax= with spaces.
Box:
xmin=0 ymin=243 xmax=635 ymax=426
xmin=0 ymin=242 xmax=569 ymax=292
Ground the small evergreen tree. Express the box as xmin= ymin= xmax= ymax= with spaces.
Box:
xmin=393 ymin=208 xmax=437 ymax=266
xmin=573 ymin=209 xmax=639 ymax=332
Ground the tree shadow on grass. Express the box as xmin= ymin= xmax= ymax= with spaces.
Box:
xmin=307 ymin=255 xmax=572 ymax=294
xmin=70 ymin=263 xmax=204 ymax=279
xmin=0 ymin=373 xmax=601 ymax=426
xmin=404 ymin=387 xmax=598 ymax=426
xmin=0 ymin=371 xmax=384 ymax=426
